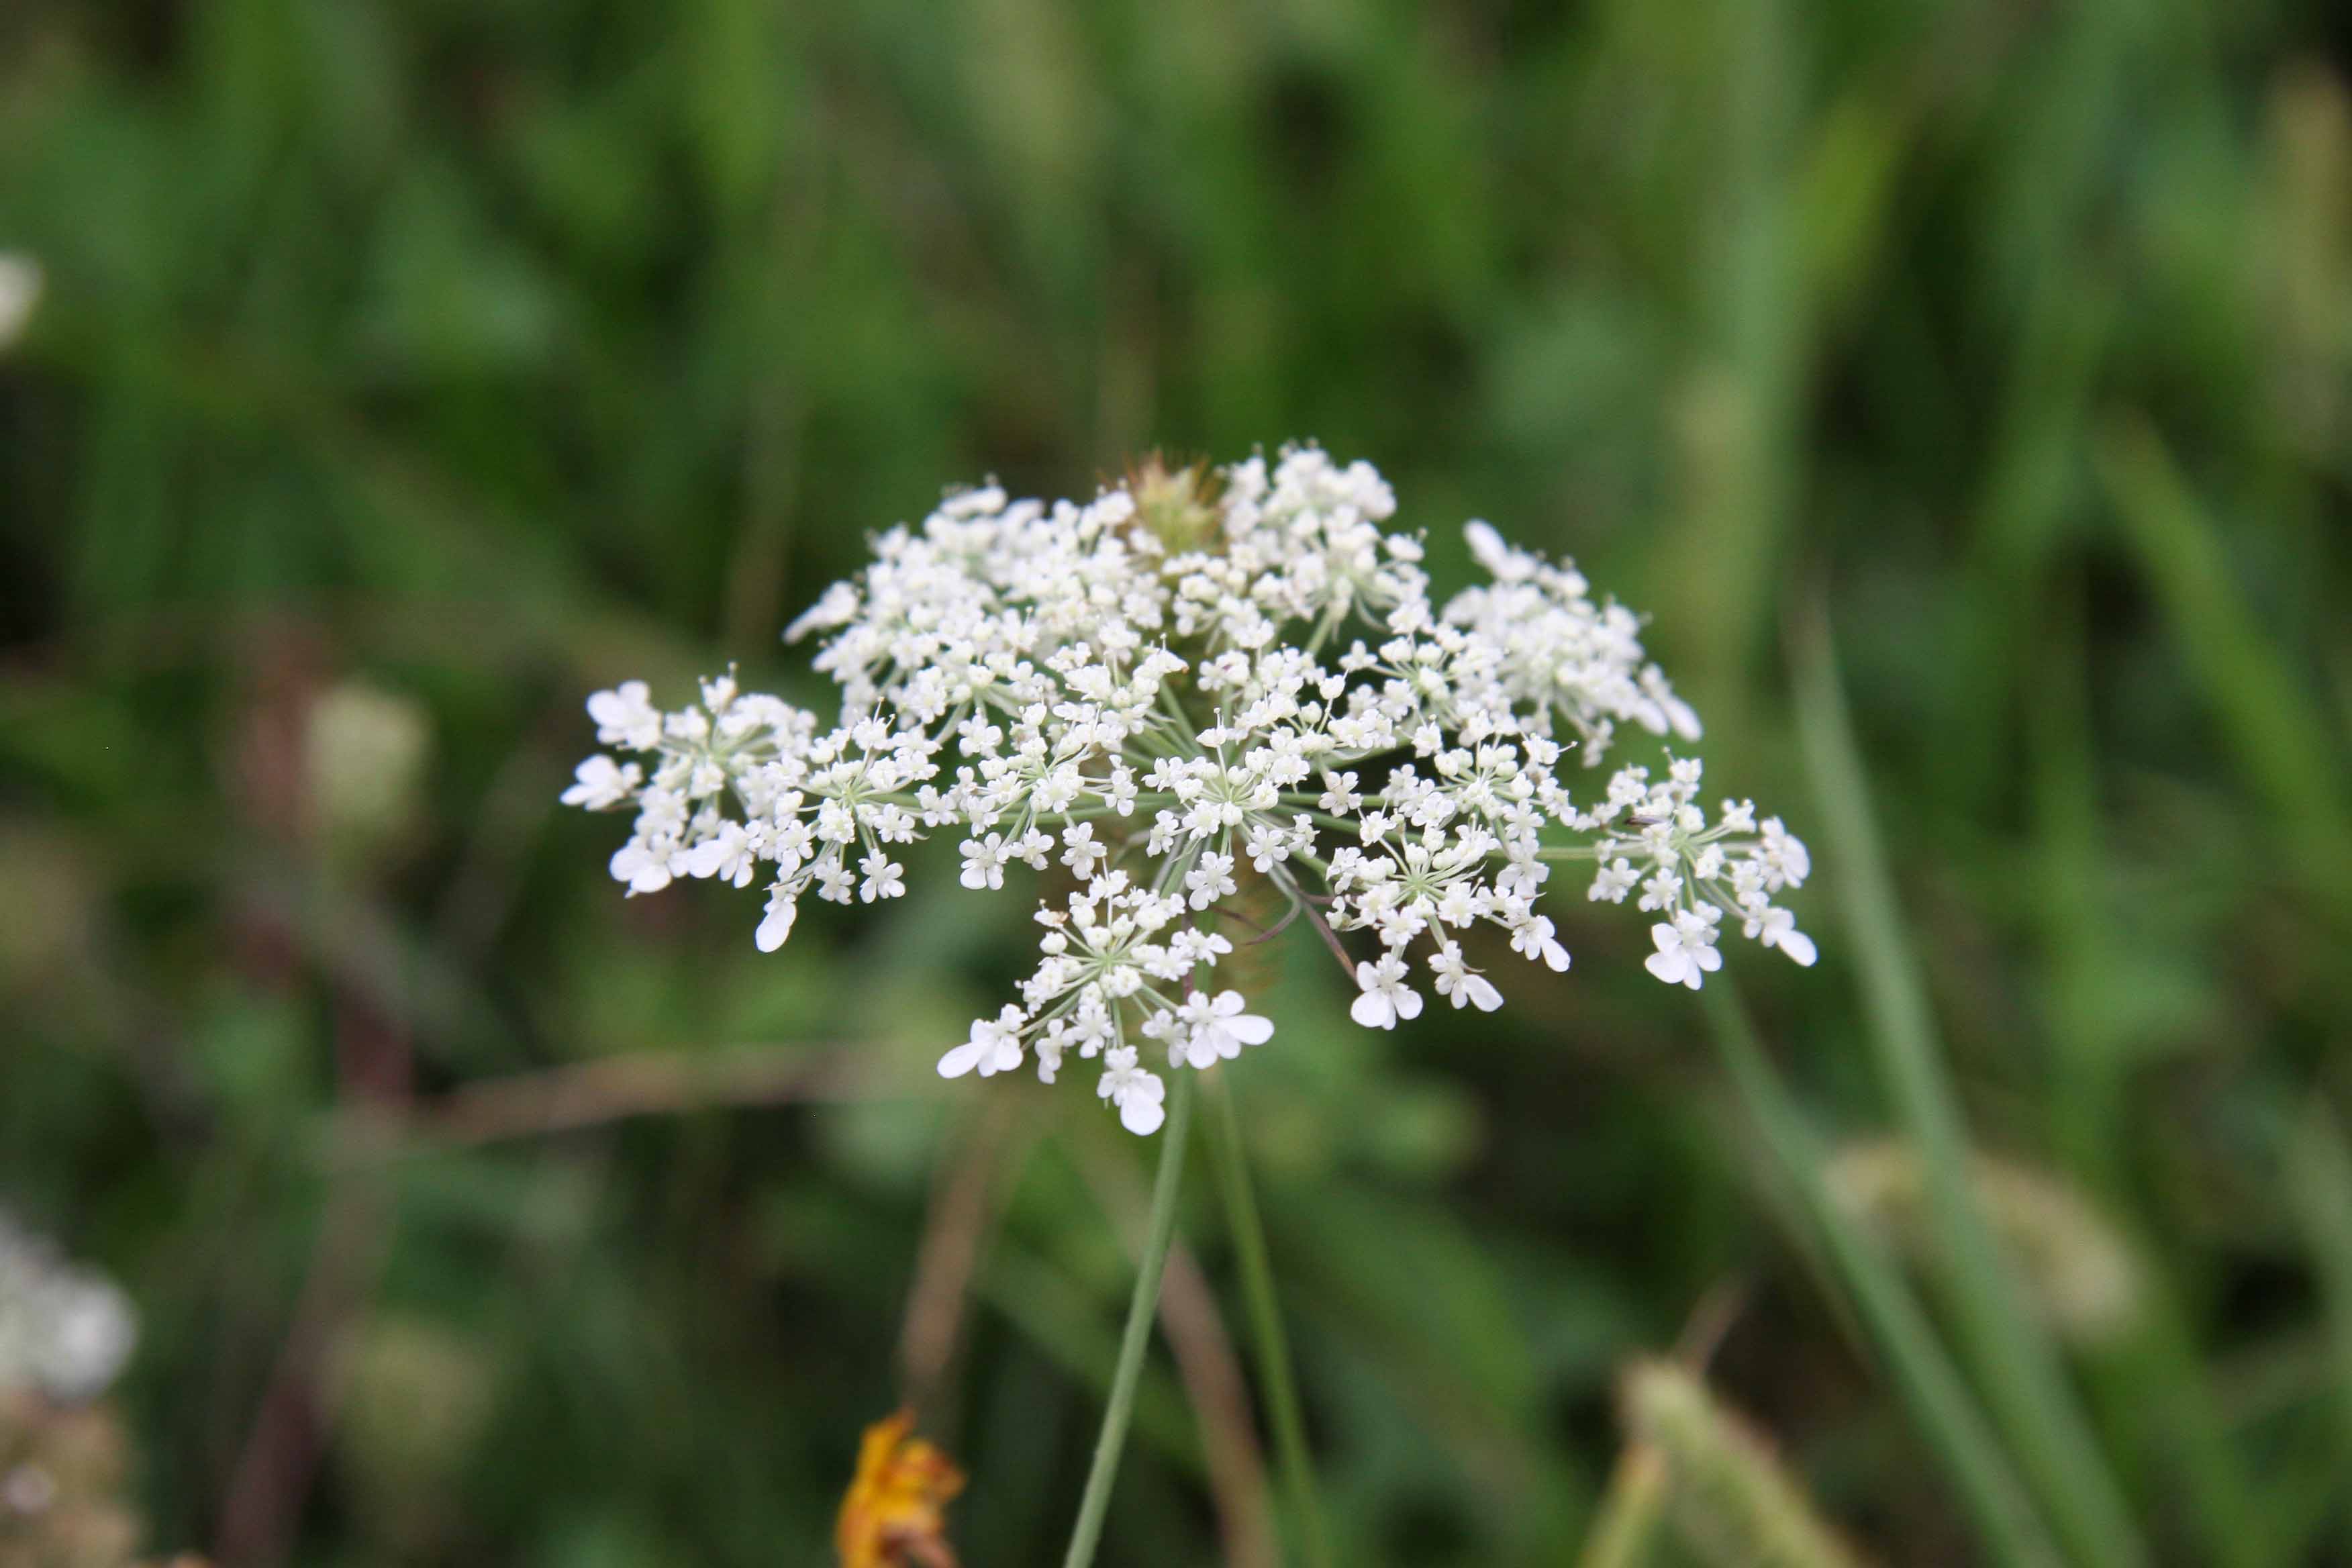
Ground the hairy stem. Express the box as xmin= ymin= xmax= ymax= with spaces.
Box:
xmin=1063 ymin=1070 xmax=1197 ymax=1568
xmin=1210 ymin=1071 xmax=1336 ymax=1568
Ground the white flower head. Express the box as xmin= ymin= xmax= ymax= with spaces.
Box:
xmin=566 ymin=445 xmax=1812 ymax=1130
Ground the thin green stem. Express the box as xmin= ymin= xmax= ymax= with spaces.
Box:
xmin=1062 ymin=1071 xmax=1197 ymax=1568
xmin=1209 ymin=1071 xmax=1336 ymax=1568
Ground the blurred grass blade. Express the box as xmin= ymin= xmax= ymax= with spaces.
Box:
xmin=1792 ymin=607 xmax=2148 ymax=1568
xmin=2282 ymin=1101 xmax=2352 ymax=1469
xmin=2092 ymin=418 xmax=2352 ymax=894
xmin=1577 ymin=1443 xmax=1669 ymax=1568
xmin=1621 ymin=1359 xmax=1866 ymax=1568
xmin=1702 ymin=986 xmax=2063 ymax=1568
xmin=2024 ymin=573 xmax=2273 ymax=1568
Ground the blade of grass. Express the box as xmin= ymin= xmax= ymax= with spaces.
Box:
xmin=2092 ymin=418 xmax=2352 ymax=902
xmin=1702 ymin=984 xmax=2064 ymax=1568
xmin=2024 ymin=571 xmax=2271 ymax=1568
xmin=1792 ymin=607 xmax=2147 ymax=1568
xmin=2282 ymin=1101 xmax=2352 ymax=1486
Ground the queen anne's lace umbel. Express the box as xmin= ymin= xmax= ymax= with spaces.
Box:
xmin=565 ymin=447 xmax=1813 ymax=1133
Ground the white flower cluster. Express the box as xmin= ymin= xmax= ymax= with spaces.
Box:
xmin=565 ymin=447 xmax=1814 ymax=1133
xmin=0 ymin=1213 xmax=138 ymax=1404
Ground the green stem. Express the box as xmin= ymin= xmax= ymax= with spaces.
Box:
xmin=1209 ymin=1071 xmax=1336 ymax=1568
xmin=1063 ymin=1071 xmax=1197 ymax=1568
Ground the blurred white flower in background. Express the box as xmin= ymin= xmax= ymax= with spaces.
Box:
xmin=0 ymin=254 xmax=42 ymax=350
xmin=0 ymin=1212 xmax=138 ymax=1403
xmin=305 ymin=681 xmax=433 ymax=873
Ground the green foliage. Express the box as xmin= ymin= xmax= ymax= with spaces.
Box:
xmin=2 ymin=0 xmax=2349 ymax=1563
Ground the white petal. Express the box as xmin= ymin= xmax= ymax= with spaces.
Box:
xmin=937 ymin=1041 xmax=988 ymax=1078
xmin=1120 ymin=1090 xmax=1166 ymax=1136
xmin=1645 ymin=949 xmax=1689 ymax=985
xmin=1467 ymin=975 xmax=1504 ymax=1012
xmin=755 ymin=901 xmax=797 ymax=952
xmin=1351 ymin=991 xmax=1396 ymax=1030
xmin=1228 ymin=1014 xmax=1275 ymax=1046
xmin=1464 ymin=519 xmax=1510 ymax=571
xmin=1779 ymin=930 xmax=1817 ymax=967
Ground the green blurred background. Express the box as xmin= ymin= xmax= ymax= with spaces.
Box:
xmin=3 ymin=0 xmax=2351 ymax=1563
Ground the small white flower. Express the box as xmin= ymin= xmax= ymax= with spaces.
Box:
xmin=1244 ymin=822 xmax=1291 ymax=873
xmin=755 ymin=885 xmax=798 ymax=951
xmin=1062 ymin=822 xmax=1108 ymax=877
xmin=1429 ymin=944 xmax=1504 ymax=1011
xmin=687 ymin=822 xmax=758 ymax=887
xmin=859 ymin=852 xmax=906 ymax=902
xmin=560 ymin=754 xmax=640 ymax=809
xmin=1589 ymin=858 xmax=1637 ymax=903
xmin=587 ymin=681 xmax=663 ymax=750
xmin=1177 ymin=990 xmax=1275 ymax=1067
xmin=1645 ymin=913 xmax=1723 ymax=989
xmin=1351 ymin=954 xmax=1424 ymax=1030
xmin=959 ymin=833 xmax=1010 ymax=890
xmin=1748 ymin=905 xmax=1816 ymax=967
xmin=609 ymin=840 xmax=673 ymax=895
xmin=1508 ymin=914 xmax=1572 ymax=972
xmin=1097 ymin=1046 xmax=1167 ymax=1134
xmin=938 ymin=1006 xmax=1027 ymax=1078
xmin=1184 ymin=851 xmax=1238 ymax=912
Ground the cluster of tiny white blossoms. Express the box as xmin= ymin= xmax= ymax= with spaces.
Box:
xmin=565 ymin=447 xmax=1814 ymax=1134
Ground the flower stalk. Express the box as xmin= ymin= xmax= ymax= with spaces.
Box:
xmin=1208 ymin=1071 xmax=1335 ymax=1568
xmin=1062 ymin=1068 xmax=1197 ymax=1568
